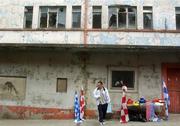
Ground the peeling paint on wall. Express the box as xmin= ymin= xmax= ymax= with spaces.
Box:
xmin=0 ymin=0 xmax=180 ymax=119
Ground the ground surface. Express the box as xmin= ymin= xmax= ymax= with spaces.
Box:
xmin=0 ymin=114 xmax=179 ymax=126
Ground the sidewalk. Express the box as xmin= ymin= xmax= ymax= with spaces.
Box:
xmin=0 ymin=114 xmax=179 ymax=126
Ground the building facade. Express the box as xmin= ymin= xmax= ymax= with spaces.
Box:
xmin=0 ymin=0 xmax=180 ymax=119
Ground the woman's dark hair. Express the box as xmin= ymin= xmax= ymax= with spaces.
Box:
xmin=98 ymin=81 xmax=103 ymax=85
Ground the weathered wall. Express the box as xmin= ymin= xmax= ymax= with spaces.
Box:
xmin=0 ymin=31 xmax=84 ymax=44
xmin=0 ymin=0 xmax=84 ymax=29
xmin=0 ymin=0 xmax=180 ymax=119
xmin=1 ymin=0 xmax=180 ymax=46
xmin=0 ymin=31 xmax=180 ymax=46
xmin=0 ymin=0 xmax=180 ymax=30
xmin=0 ymin=51 xmax=179 ymax=119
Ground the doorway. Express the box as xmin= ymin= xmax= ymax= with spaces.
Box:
xmin=162 ymin=63 xmax=180 ymax=113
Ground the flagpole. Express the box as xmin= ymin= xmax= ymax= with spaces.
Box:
xmin=80 ymin=86 xmax=85 ymax=121
xmin=74 ymin=91 xmax=82 ymax=124
xmin=162 ymin=80 xmax=170 ymax=120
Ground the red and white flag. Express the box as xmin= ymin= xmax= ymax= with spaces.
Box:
xmin=120 ymin=86 xmax=129 ymax=123
xmin=80 ymin=87 xmax=85 ymax=120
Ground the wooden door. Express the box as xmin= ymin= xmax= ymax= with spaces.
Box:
xmin=167 ymin=68 xmax=180 ymax=113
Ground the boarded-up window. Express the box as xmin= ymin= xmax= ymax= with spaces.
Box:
xmin=56 ymin=78 xmax=67 ymax=93
xmin=0 ymin=76 xmax=26 ymax=100
xmin=24 ymin=6 xmax=33 ymax=28
xmin=176 ymin=7 xmax=180 ymax=30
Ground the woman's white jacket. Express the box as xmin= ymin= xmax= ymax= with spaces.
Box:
xmin=93 ymin=87 xmax=110 ymax=105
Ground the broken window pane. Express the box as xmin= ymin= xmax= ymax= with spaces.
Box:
xmin=176 ymin=7 xmax=180 ymax=30
xmin=109 ymin=6 xmax=137 ymax=29
xmin=40 ymin=6 xmax=66 ymax=28
xmin=143 ymin=7 xmax=153 ymax=29
xmin=49 ymin=12 xmax=57 ymax=28
xmin=24 ymin=6 xmax=33 ymax=28
xmin=143 ymin=13 xmax=152 ymax=29
xmin=93 ymin=6 xmax=102 ymax=28
xmin=58 ymin=7 xmax=66 ymax=28
xmin=118 ymin=8 xmax=126 ymax=28
xmin=40 ymin=7 xmax=48 ymax=28
xmin=128 ymin=7 xmax=136 ymax=29
xmin=72 ymin=6 xmax=81 ymax=28
xmin=176 ymin=14 xmax=180 ymax=29
xmin=119 ymin=7 xmax=126 ymax=12
xmin=112 ymin=71 xmax=134 ymax=88
xmin=109 ymin=7 xmax=117 ymax=28
xmin=128 ymin=13 xmax=136 ymax=28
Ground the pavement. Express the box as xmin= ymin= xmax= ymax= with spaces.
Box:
xmin=0 ymin=114 xmax=180 ymax=126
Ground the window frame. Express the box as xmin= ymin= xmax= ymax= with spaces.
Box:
xmin=108 ymin=6 xmax=137 ymax=29
xmin=108 ymin=66 xmax=138 ymax=93
xmin=56 ymin=78 xmax=67 ymax=93
xmin=175 ymin=7 xmax=180 ymax=30
xmin=24 ymin=6 xmax=33 ymax=29
xmin=143 ymin=6 xmax=153 ymax=29
xmin=48 ymin=8 xmax=58 ymax=28
xmin=72 ymin=6 xmax=81 ymax=28
xmin=39 ymin=6 xmax=66 ymax=29
xmin=92 ymin=6 xmax=102 ymax=29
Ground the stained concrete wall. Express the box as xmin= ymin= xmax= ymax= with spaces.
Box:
xmin=0 ymin=0 xmax=180 ymax=119
xmin=0 ymin=31 xmax=180 ymax=46
xmin=0 ymin=51 xmax=179 ymax=114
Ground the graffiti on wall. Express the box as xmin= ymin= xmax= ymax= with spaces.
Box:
xmin=0 ymin=76 xmax=26 ymax=100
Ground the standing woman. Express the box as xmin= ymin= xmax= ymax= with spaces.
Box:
xmin=120 ymin=81 xmax=129 ymax=123
xmin=93 ymin=81 xmax=110 ymax=125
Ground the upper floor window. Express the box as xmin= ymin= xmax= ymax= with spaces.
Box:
xmin=72 ymin=6 xmax=81 ymax=28
xmin=176 ymin=7 xmax=180 ymax=30
xmin=143 ymin=6 xmax=153 ymax=29
xmin=92 ymin=6 xmax=102 ymax=29
xmin=24 ymin=6 xmax=33 ymax=28
xmin=109 ymin=6 xmax=137 ymax=29
xmin=39 ymin=6 xmax=66 ymax=28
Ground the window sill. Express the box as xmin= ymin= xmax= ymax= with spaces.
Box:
xmin=109 ymin=88 xmax=138 ymax=93
xmin=0 ymin=28 xmax=180 ymax=33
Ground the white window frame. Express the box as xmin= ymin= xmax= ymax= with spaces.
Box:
xmin=143 ymin=6 xmax=153 ymax=29
xmin=92 ymin=6 xmax=102 ymax=29
xmin=176 ymin=7 xmax=180 ymax=30
xmin=24 ymin=6 xmax=33 ymax=28
xmin=109 ymin=6 xmax=137 ymax=29
xmin=47 ymin=8 xmax=58 ymax=28
xmin=72 ymin=6 xmax=81 ymax=28
xmin=108 ymin=66 xmax=138 ymax=93
xmin=39 ymin=6 xmax=66 ymax=28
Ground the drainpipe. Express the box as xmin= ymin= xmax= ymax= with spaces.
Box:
xmin=83 ymin=0 xmax=88 ymax=118
xmin=83 ymin=0 xmax=88 ymax=47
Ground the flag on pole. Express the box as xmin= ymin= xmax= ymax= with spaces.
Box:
xmin=162 ymin=81 xmax=170 ymax=120
xmin=120 ymin=86 xmax=129 ymax=123
xmin=80 ymin=87 xmax=85 ymax=121
xmin=74 ymin=91 xmax=81 ymax=123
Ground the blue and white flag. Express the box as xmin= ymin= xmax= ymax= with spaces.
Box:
xmin=74 ymin=91 xmax=81 ymax=123
xmin=163 ymin=81 xmax=170 ymax=119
